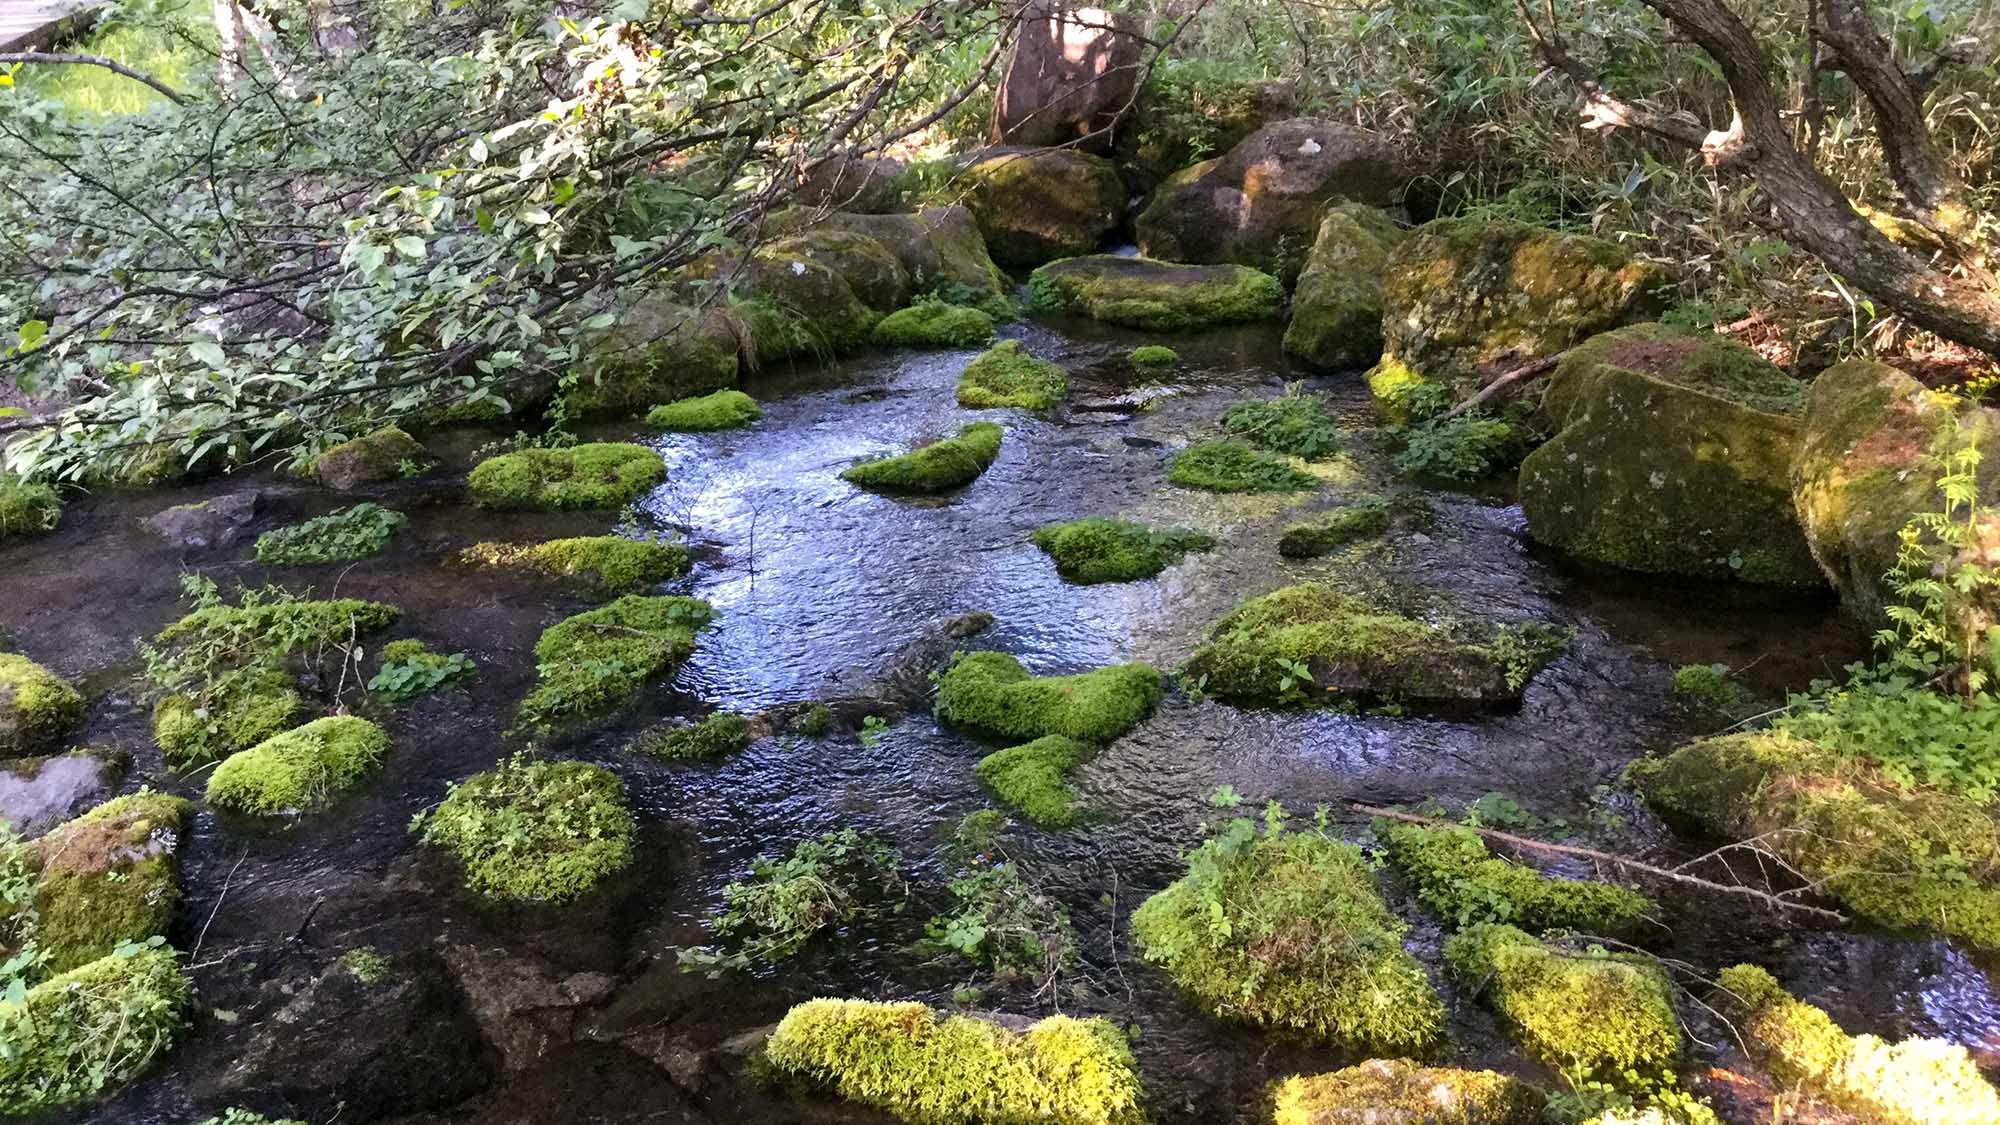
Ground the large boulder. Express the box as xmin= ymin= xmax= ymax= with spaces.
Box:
xmin=19 ymin=791 xmax=191 ymax=974
xmin=1123 ymin=70 xmax=1302 ymax=185
xmin=803 ymin=205 xmax=1011 ymax=305
xmin=1134 ymin=118 xmax=1413 ymax=283
xmin=685 ymin=237 xmax=882 ymax=366
xmin=931 ymin=147 xmax=1124 ymax=268
xmin=568 ymin=293 xmax=741 ymax=417
xmin=1027 ymin=255 xmax=1282 ymax=331
xmin=1519 ymin=323 xmax=1821 ymax=587
xmin=1282 ymin=202 xmax=1405 ymax=368
xmin=791 ymin=153 xmax=907 ymax=213
xmin=758 ymin=227 xmax=912 ymax=313
xmin=311 ymin=426 xmax=426 ymax=490
xmin=1368 ymin=219 xmax=1667 ymax=416
xmin=992 ymin=4 xmax=1144 ymax=154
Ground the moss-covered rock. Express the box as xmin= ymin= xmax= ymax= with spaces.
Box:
xmin=0 ymin=475 xmax=62 ymax=540
xmin=871 ymin=302 xmax=997 ymax=349
xmin=520 ymin=595 xmax=715 ymax=726
xmin=930 ymin=147 xmax=1125 ymax=268
xmin=706 ymin=238 xmax=884 ymax=365
xmin=935 ymin=651 xmax=1160 ymax=744
xmin=1128 ymin=345 xmax=1177 ymax=371
xmin=13 ymin=791 xmax=191 ymax=975
xmin=801 ymin=206 xmax=1011 ymax=307
xmin=414 ymin=754 xmax=634 ymax=903
xmin=974 ymin=734 xmax=1095 ymax=827
xmin=567 ymin=292 xmax=741 ymax=417
xmin=1377 ymin=821 xmax=1656 ymax=936
xmin=1278 ymin=497 xmax=1390 ymax=558
xmin=205 ymin=715 xmax=391 ymax=815
xmin=458 ymin=535 xmax=692 ymax=596
xmin=1132 ymin=823 xmax=1444 ymax=1053
xmin=956 ymin=340 xmax=1068 ymax=411
xmin=1027 ymin=256 xmax=1283 ymax=332
xmin=1714 ymin=963 xmax=2000 ymax=1125
xmin=1124 ymin=68 xmax=1302 ymax=183
xmin=763 ymin=999 xmax=1144 ymax=1125
xmin=767 ymin=226 xmax=914 ymax=312
xmin=1031 ymin=517 xmax=1215 ymax=584
xmin=152 ymin=673 xmax=300 ymax=770
xmin=0 ymin=652 xmax=86 ymax=757
xmin=310 ymin=426 xmax=426 ymax=490
xmin=645 ymin=388 xmax=762 ymax=432
xmin=1169 ymin=440 xmax=1317 ymax=493
xmin=1273 ymin=1059 xmax=1545 ymax=1125
xmin=630 ymin=712 xmax=752 ymax=761
xmin=1283 ymin=203 xmax=1406 ymax=368
xmin=466 ymin=442 xmax=666 ymax=510
xmin=1519 ymin=324 xmax=1820 ymax=587
xmin=1184 ymin=583 xmax=1561 ymax=710
xmin=842 ymin=423 xmax=1003 ymax=494
xmin=0 ymin=946 xmax=189 ymax=1115
xmin=1629 ymin=731 xmax=2000 ymax=951
xmin=1444 ymin=924 xmax=1681 ymax=1084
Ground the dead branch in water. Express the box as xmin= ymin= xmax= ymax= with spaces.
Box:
xmin=1438 ymin=352 xmax=1564 ymax=420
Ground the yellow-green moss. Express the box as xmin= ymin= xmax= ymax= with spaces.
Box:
xmin=937 ymin=148 xmax=1125 ymax=268
xmin=414 ymin=754 xmax=634 ymax=903
xmin=1031 ymin=517 xmax=1215 ymax=584
xmin=0 ymin=476 xmax=62 ymax=540
xmin=466 ymin=442 xmax=666 ymax=510
xmin=151 ymin=674 xmax=300 ymax=770
xmin=1282 ymin=203 xmax=1405 ymax=369
xmin=1277 ymin=497 xmax=1390 ymax=558
xmin=0 ymin=946 xmax=189 ymax=1115
xmin=721 ymin=240 xmax=884 ymax=365
xmin=205 ymin=716 xmax=391 ymax=815
xmin=872 ymin=302 xmax=997 ymax=348
xmin=1377 ymin=821 xmax=1656 ymax=936
xmin=1026 ymin=256 xmax=1284 ymax=332
xmin=935 ymin=651 xmax=1160 ymax=744
xmin=842 ymin=423 xmax=1003 ymax=493
xmin=0 ymin=652 xmax=86 ymax=756
xmin=1129 ymin=345 xmax=1178 ymax=370
xmin=15 ymin=791 xmax=191 ymax=975
xmin=520 ymin=595 xmax=716 ymax=726
xmin=459 ymin=535 xmax=692 ymax=596
xmin=309 ymin=426 xmax=426 ymax=490
xmin=1169 ymin=440 xmax=1317 ymax=493
xmin=644 ymin=389 xmax=762 ymax=432
xmin=630 ymin=712 xmax=753 ymax=761
xmin=1273 ymin=1059 xmax=1544 ymax=1125
xmin=763 ymin=999 xmax=1144 ymax=1125
xmin=956 ymin=341 xmax=1068 ymax=411
xmin=974 ymin=734 xmax=1094 ymax=827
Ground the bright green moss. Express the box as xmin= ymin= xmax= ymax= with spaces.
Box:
xmin=1277 ymin=497 xmax=1391 ymax=558
xmin=1377 ymin=821 xmax=1656 ymax=936
xmin=0 ymin=652 xmax=86 ymax=756
xmin=309 ymin=425 xmax=427 ymax=489
xmin=631 ymin=712 xmax=753 ymax=761
xmin=1220 ymin=389 xmax=1342 ymax=459
xmin=763 ymin=999 xmax=1144 ymax=1125
xmin=340 ymin=946 xmax=391 ymax=985
xmin=1365 ymin=357 xmax=1430 ymax=423
xmin=414 ymin=755 xmax=635 ymax=903
xmin=459 ymin=535 xmax=692 ymax=596
xmin=520 ymin=595 xmax=715 ymax=726
xmin=205 ymin=716 xmax=391 ymax=815
xmin=1715 ymin=963 xmax=2000 ymax=1125
xmin=644 ymin=389 xmax=763 ymax=432
xmin=1031 ymin=517 xmax=1215 ymax=584
xmin=934 ymin=651 xmax=1160 ymax=744
xmin=254 ymin=503 xmax=408 ymax=565
xmin=974 ymin=734 xmax=1094 ymax=827
xmin=154 ymin=594 xmax=402 ymax=652
xmin=872 ymin=302 xmax=997 ymax=348
xmin=1169 ymin=440 xmax=1317 ymax=493
xmin=842 ymin=422 xmax=1002 ymax=494
xmin=1132 ymin=823 xmax=1444 ymax=1053
xmin=17 ymin=792 xmax=192 ymax=975
xmin=1443 ymin=924 xmax=1681 ymax=1084
xmin=0 ymin=476 xmax=61 ymax=539
xmin=1026 ymin=255 xmax=1284 ymax=331
xmin=1273 ymin=1059 xmax=1544 ymax=1125
xmin=955 ymin=341 xmax=1068 ymax=411
xmin=466 ymin=442 xmax=666 ymax=510
xmin=1129 ymin=345 xmax=1177 ymax=370
xmin=0 ymin=946 xmax=189 ymax=1115
xmin=1669 ymin=664 xmax=1742 ymax=711
xmin=151 ymin=673 xmax=300 ymax=770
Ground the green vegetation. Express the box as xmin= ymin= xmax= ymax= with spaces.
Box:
xmin=7 ymin=0 xmax=209 ymax=115
xmin=871 ymin=301 xmax=997 ymax=348
xmin=1376 ymin=821 xmax=1656 ymax=936
xmin=459 ymin=534 xmax=692 ymax=596
xmin=466 ymin=442 xmax=666 ymax=509
xmin=254 ymin=503 xmax=408 ymax=565
xmin=1030 ymin=517 xmax=1215 ymax=584
xmin=8 ymin=792 xmax=191 ymax=976
xmin=974 ymin=735 xmax=1094 ymax=827
xmin=678 ymin=828 xmax=900 ymax=975
xmin=1394 ymin=412 xmax=1518 ymax=481
xmin=1128 ymin=345 xmax=1178 ymax=371
xmin=1273 ymin=1060 xmax=1545 ymax=1125
xmin=762 ymin=999 xmax=1143 ymax=1125
xmin=796 ymin=703 xmax=835 ymax=738
xmin=1220 ymin=387 xmax=1342 ymax=459
xmin=1277 ymin=496 xmax=1391 ymax=558
xmin=341 ymin=946 xmax=391 ymax=984
xmin=841 ymin=422 xmax=1002 ymax=493
xmin=0 ymin=478 xmax=62 ymax=539
xmin=0 ymin=652 xmax=86 ymax=756
xmin=519 ymin=595 xmax=715 ymax=726
xmin=368 ymin=639 xmax=475 ymax=703
xmin=1670 ymin=664 xmax=1743 ymax=711
xmin=1026 ymin=255 xmax=1285 ymax=331
xmin=1777 ymin=678 xmax=2000 ymax=801
xmin=630 ymin=711 xmax=753 ymax=760
xmin=934 ymin=651 xmax=1160 ymax=744
xmin=413 ymin=754 xmax=635 ymax=903
xmin=205 ymin=716 xmax=391 ymax=815
xmin=309 ymin=425 xmax=428 ymax=489
xmin=924 ymin=811 xmax=1073 ymax=989
xmin=955 ymin=341 xmax=1068 ymax=411
xmin=644 ymin=389 xmax=763 ymax=431
xmin=1132 ymin=804 xmax=1444 ymax=1053
xmin=1168 ymin=440 xmax=1317 ymax=492
xmin=0 ymin=945 xmax=189 ymax=1116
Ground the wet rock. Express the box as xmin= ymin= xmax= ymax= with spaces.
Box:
xmin=0 ymin=651 xmax=86 ymax=757
xmin=992 ymin=3 xmax=1143 ymax=153
xmin=780 ymin=611 xmax=997 ymax=727
xmin=694 ymin=239 xmax=884 ymax=365
xmin=568 ymin=294 xmax=740 ymax=417
xmin=441 ymin=942 xmax=620 ymax=1073
xmin=142 ymin=490 xmax=261 ymax=549
xmin=20 ymin=790 xmax=190 ymax=973
xmin=1272 ymin=1059 xmax=1545 ymax=1124
xmin=393 ymin=1042 xmax=709 ymax=1125
xmin=793 ymin=153 xmax=907 ymax=213
xmin=312 ymin=426 xmax=427 ymax=491
xmin=931 ymin=147 xmax=1124 ymax=268
xmin=1027 ymin=255 xmax=1283 ymax=331
xmin=0 ymin=748 xmax=123 ymax=838
xmin=1282 ymin=202 xmax=1405 ymax=368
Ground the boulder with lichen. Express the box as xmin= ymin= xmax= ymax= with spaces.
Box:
xmin=1283 ymin=202 xmax=1406 ymax=368
xmin=924 ymin=147 xmax=1125 ymax=268
xmin=1028 ymin=255 xmax=1283 ymax=332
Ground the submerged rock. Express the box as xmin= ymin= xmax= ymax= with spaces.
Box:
xmin=0 ymin=475 xmax=61 ymax=541
xmin=0 ymin=946 xmax=189 ymax=1116
xmin=519 ymin=595 xmax=715 ymax=726
xmin=0 ymin=651 xmax=85 ymax=757
xmin=992 ymin=3 xmax=1143 ymax=153
xmin=311 ymin=426 xmax=426 ymax=490
xmin=17 ymin=790 xmax=190 ymax=974
xmin=842 ymin=422 xmax=1004 ymax=494
xmin=205 ymin=715 xmax=391 ymax=816
xmin=466 ymin=442 xmax=665 ymax=510
xmin=933 ymin=147 xmax=1125 ymax=267
xmin=415 ymin=755 xmax=635 ymax=903
xmin=934 ymin=650 xmax=1160 ymax=744
xmin=142 ymin=490 xmax=261 ymax=550
xmin=1283 ymin=202 xmax=1406 ymax=368
xmin=1028 ymin=255 xmax=1284 ymax=331
xmin=1273 ymin=1059 xmax=1545 ymax=1125
xmin=1277 ymin=497 xmax=1390 ymax=558
xmin=567 ymin=293 xmax=741 ymax=417
xmin=872 ymin=301 xmax=997 ymax=349
xmin=0 ymin=748 xmax=122 ymax=838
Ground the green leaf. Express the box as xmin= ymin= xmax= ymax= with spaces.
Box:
xmin=189 ymin=339 xmax=226 ymax=369
xmin=393 ymin=236 xmax=427 ymax=260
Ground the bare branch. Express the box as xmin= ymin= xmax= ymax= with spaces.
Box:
xmin=0 ymin=51 xmax=187 ymax=104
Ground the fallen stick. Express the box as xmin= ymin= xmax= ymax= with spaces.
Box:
xmin=1437 ymin=352 xmax=1564 ymax=420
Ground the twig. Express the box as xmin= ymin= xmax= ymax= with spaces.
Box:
xmin=190 ymin=846 xmax=250 ymax=963
xmin=1438 ymin=352 xmax=1565 ymax=420
xmin=0 ymin=52 xmax=188 ymax=104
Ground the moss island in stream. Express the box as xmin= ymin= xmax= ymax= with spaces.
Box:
xmin=1378 ymin=820 xmax=1657 ymax=936
xmin=934 ymin=651 xmax=1160 ymax=744
xmin=955 ymin=340 xmax=1068 ymax=411
xmin=645 ymin=389 xmax=762 ymax=432
xmin=841 ymin=422 xmax=1002 ymax=493
xmin=974 ymin=734 xmax=1095 ymax=827
xmin=466 ymin=442 xmax=666 ymax=509
xmin=1031 ymin=517 xmax=1214 ymax=584
xmin=520 ymin=595 xmax=715 ymax=726
xmin=0 ymin=651 xmax=86 ymax=756
xmin=459 ymin=535 xmax=692 ymax=596
xmin=1277 ymin=496 xmax=1391 ymax=558
xmin=415 ymin=754 xmax=635 ymax=903
xmin=1169 ymin=440 xmax=1317 ymax=493
xmin=1273 ymin=1059 xmax=1545 ymax=1125
xmin=205 ymin=715 xmax=391 ymax=815
xmin=0 ymin=945 xmax=189 ymax=1115
xmin=630 ymin=711 xmax=753 ymax=761
xmin=14 ymin=791 xmax=192 ymax=975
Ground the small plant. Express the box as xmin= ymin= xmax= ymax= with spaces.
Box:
xmin=255 ymin=503 xmax=408 ymax=565
xmin=412 ymin=754 xmax=635 ymax=903
xmin=1876 ymin=417 xmax=2000 ymax=695
xmin=796 ymin=703 xmax=834 ymax=738
xmin=1221 ymin=384 xmax=1342 ymax=459
xmin=341 ymin=946 xmax=391 ymax=984
xmin=1670 ymin=663 xmax=1743 ymax=711
xmin=368 ymin=639 xmax=475 ymax=703
xmin=922 ymin=812 xmax=1073 ymax=993
xmin=679 ymin=829 xmax=904 ymax=975
xmin=631 ymin=712 xmax=753 ymax=761
xmin=858 ymin=713 xmax=891 ymax=747
xmin=1393 ymin=411 xmax=1516 ymax=481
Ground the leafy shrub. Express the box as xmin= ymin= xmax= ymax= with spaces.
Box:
xmin=459 ymin=534 xmax=692 ymax=596
xmin=466 ymin=442 xmax=665 ymax=510
xmin=1376 ymin=821 xmax=1656 ymax=935
xmin=519 ymin=595 xmax=715 ymax=726
xmin=934 ymin=651 xmax=1160 ymax=744
xmin=0 ymin=944 xmax=189 ymax=1115
xmin=974 ymin=735 xmax=1094 ymax=827
xmin=923 ymin=812 xmax=1073 ymax=991
xmin=413 ymin=754 xmax=635 ymax=903
xmin=1775 ymin=671 xmax=2000 ymax=802
xmin=1168 ymin=440 xmax=1317 ymax=492
xmin=255 ymin=503 xmax=408 ymax=565
xmin=955 ymin=340 xmax=1067 ymax=411
xmin=644 ymin=389 xmax=762 ymax=431
xmin=679 ymin=828 xmax=901 ymax=975
xmin=368 ymin=639 xmax=475 ymax=703
xmin=630 ymin=711 xmax=752 ymax=760
xmin=1221 ymin=386 xmax=1343 ymax=459
xmin=206 ymin=715 xmax=391 ymax=815
xmin=841 ymin=422 xmax=1002 ymax=493
xmin=1393 ymin=412 xmax=1516 ymax=481
xmin=1031 ymin=517 xmax=1214 ymax=584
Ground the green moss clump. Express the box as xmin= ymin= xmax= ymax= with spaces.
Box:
xmin=1277 ymin=497 xmax=1391 ymax=558
xmin=0 ymin=946 xmax=189 ymax=1115
xmin=1132 ymin=819 xmax=1444 ymax=1053
xmin=631 ymin=712 xmax=753 ymax=761
xmin=459 ymin=535 xmax=692 ymax=596
xmin=974 ymin=735 xmax=1094 ymax=827
xmin=1026 ymin=255 xmax=1284 ymax=332
xmin=520 ymin=595 xmax=715 ymax=726
xmin=644 ymin=389 xmax=763 ymax=432
xmin=367 ymin=640 xmax=475 ymax=703
xmin=1377 ymin=821 xmax=1656 ymax=936
xmin=1715 ymin=963 xmax=2000 ymax=1125
xmin=1129 ymin=345 xmax=1177 ymax=371
xmin=796 ymin=703 xmax=834 ymax=738
xmin=0 ymin=652 xmax=86 ymax=756
xmin=254 ymin=503 xmax=408 ymax=565
xmin=1669 ymin=664 xmax=1742 ymax=711
xmin=935 ymin=651 xmax=1160 ymax=744
xmin=0 ymin=476 xmax=62 ymax=539
xmin=1444 ymin=924 xmax=1681 ymax=1084
xmin=466 ymin=442 xmax=666 ymax=510
xmin=872 ymin=302 xmax=997 ymax=348
xmin=1169 ymin=440 xmax=1317 ymax=493
xmin=762 ymin=999 xmax=1144 ymax=1125
xmin=205 ymin=716 xmax=391 ymax=815
xmin=309 ymin=425 xmax=427 ymax=490
xmin=341 ymin=946 xmax=391 ymax=984
xmin=1273 ymin=1059 xmax=1545 ymax=1125
xmin=1220 ymin=389 xmax=1343 ymax=459
xmin=151 ymin=674 xmax=300 ymax=770
xmin=956 ymin=341 xmax=1068 ymax=411
xmin=16 ymin=792 xmax=192 ymax=975
xmin=1031 ymin=517 xmax=1215 ymax=584
xmin=414 ymin=754 xmax=635 ymax=903
xmin=842 ymin=422 xmax=1003 ymax=494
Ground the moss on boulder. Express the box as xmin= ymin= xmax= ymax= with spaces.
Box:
xmin=935 ymin=651 xmax=1160 ymax=745
xmin=873 ymin=302 xmax=997 ymax=349
xmin=0 ymin=946 xmax=189 ymax=1116
xmin=458 ymin=535 xmax=692 ymax=596
xmin=931 ymin=147 xmax=1125 ymax=268
xmin=567 ymin=292 xmax=740 ymax=417
xmin=799 ymin=206 xmax=1011 ymax=308
xmin=1027 ymin=256 xmax=1283 ymax=332
xmin=1169 ymin=440 xmax=1317 ymax=493
xmin=520 ymin=595 xmax=715 ymax=726
xmin=0 ymin=652 xmax=86 ymax=757
xmin=1032 ymin=517 xmax=1214 ymax=584
xmin=645 ymin=388 xmax=762 ymax=432
xmin=1278 ymin=497 xmax=1390 ymax=558
xmin=1273 ymin=1059 xmax=1545 ymax=1125
xmin=205 ymin=715 xmax=390 ymax=815
xmin=768 ymin=226 xmax=914 ymax=312
xmin=842 ymin=422 xmax=1003 ymax=494
xmin=415 ymin=754 xmax=634 ymax=903
xmin=0 ymin=476 xmax=62 ymax=540
xmin=706 ymin=239 xmax=883 ymax=365
xmin=1129 ymin=345 xmax=1177 ymax=371
xmin=15 ymin=791 xmax=191 ymax=974
xmin=310 ymin=426 xmax=426 ymax=490
xmin=152 ymin=673 xmax=300 ymax=770
xmin=763 ymin=999 xmax=1144 ymax=1125
xmin=1377 ymin=821 xmax=1656 ymax=936
xmin=466 ymin=442 xmax=665 ymax=510
xmin=956 ymin=340 xmax=1068 ymax=411
xmin=630 ymin=712 xmax=753 ymax=761
xmin=1283 ymin=203 xmax=1406 ymax=368
xmin=975 ymin=734 xmax=1095 ymax=827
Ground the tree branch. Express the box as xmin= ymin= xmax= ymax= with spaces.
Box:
xmin=0 ymin=52 xmax=187 ymax=104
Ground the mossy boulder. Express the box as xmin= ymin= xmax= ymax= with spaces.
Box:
xmin=0 ymin=476 xmax=62 ymax=540
xmin=310 ymin=426 xmax=426 ymax=490
xmin=1027 ymin=256 xmax=1283 ymax=332
xmin=697 ymin=237 xmax=884 ymax=365
xmin=872 ymin=302 xmax=997 ymax=349
xmin=763 ymin=999 xmax=1144 ymax=1125
xmin=1277 ymin=497 xmax=1390 ymax=558
xmin=1377 ymin=821 xmax=1656 ymax=936
xmin=1519 ymin=323 xmax=1821 ymax=587
xmin=1183 ymin=583 xmax=1561 ymax=710
xmin=1444 ymin=924 xmax=1681 ymax=1084
xmin=458 ymin=535 xmax=692 ymax=596
xmin=935 ymin=651 xmax=1160 ymax=745
xmin=567 ymin=292 xmax=740 ymax=417
xmin=1132 ymin=825 xmax=1444 ymax=1053
xmin=415 ymin=755 xmax=634 ymax=903
xmin=466 ymin=442 xmax=665 ymax=510
xmin=956 ymin=340 xmax=1068 ymax=411
xmin=0 ymin=946 xmax=189 ymax=1115
xmin=0 ymin=652 xmax=86 ymax=757
xmin=1283 ymin=202 xmax=1406 ymax=368
xmin=1714 ymin=963 xmax=2000 ymax=1125
xmin=1169 ymin=440 xmax=1317 ymax=493
xmin=793 ymin=152 xmax=908 ymax=213
xmin=13 ymin=791 xmax=191 ymax=975
xmin=974 ymin=734 xmax=1095 ymax=827
xmin=842 ymin=422 xmax=1003 ymax=494
xmin=1031 ymin=517 xmax=1215 ymax=584
xmin=803 ymin=206 xmax=1011 ymax=306
xmin=645 ymin=388 xmax=762 ymax=432
xmin=1129 ymin=345 xmax=1177 ymax=371
xmin=767 ymin=226 xmax=914 ymax=312
xmin=1273 ymin=1059 xmax=1545 ymax=1125
xmin=205 ymin=715 xmax=391 ymax=815
xmin=1629 ymin=730 xmax=2000 ymax=951
xmin=932 ymin=147 xmax=1125 ymax=268
xmin=1124 ymin=68 xmax=1303 ymax=183
xmin=520 ymin=595 xmax=715 ymax=726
